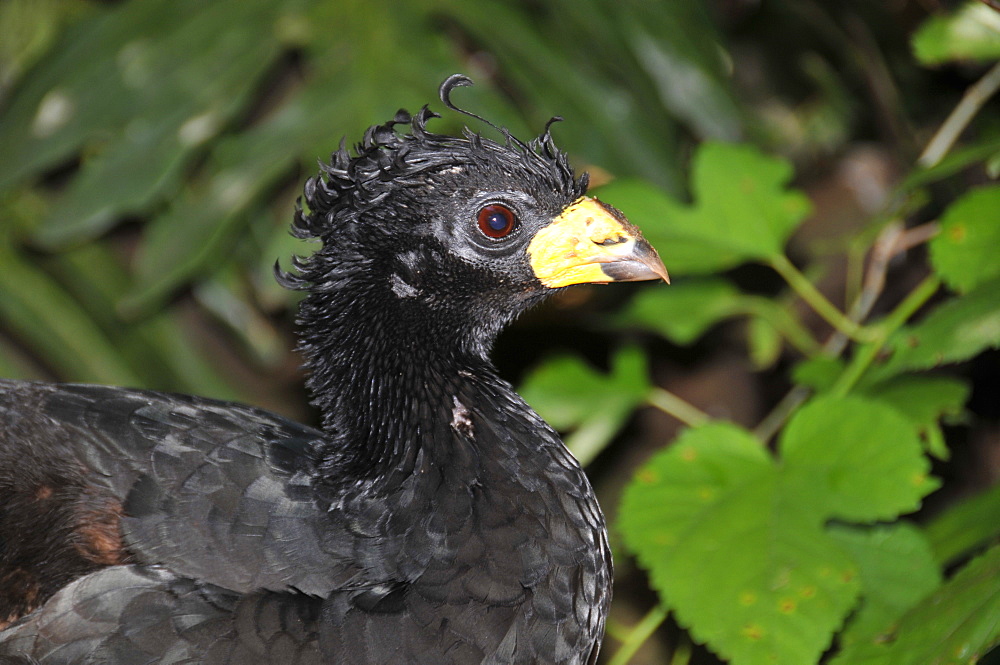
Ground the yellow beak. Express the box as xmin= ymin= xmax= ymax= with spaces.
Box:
xmin=527 ymin=197 xmax=669 ymax=288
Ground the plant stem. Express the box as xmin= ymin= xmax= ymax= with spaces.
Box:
xmin=830 ymin=274 xmax=940 ymax=396
xmin=769 ymin=254 xmax=874 ymax=343
xmin=670 ymin=635 xmax=693 ymax=665
xmin=919 ymin=61 xmax=1000 ymax=168
xmin=754 ymin=224 xmax=939 ymax=441
xmin=753 ymin=384 xmax=812 ymax=442
xmin=648 ymin=388 xmax=710 ymax=428
xmin=607 ymin=605 xmax=669 ymax=665
xmin=748 ymin=303 xmax=822 ymax=357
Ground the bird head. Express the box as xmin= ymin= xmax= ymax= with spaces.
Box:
xmin=280 ymin=75 xmax=667 ymax=361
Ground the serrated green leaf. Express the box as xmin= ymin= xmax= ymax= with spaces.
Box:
xmin=620 ymin=394 xmax=940 ymax=665
xmin=598 ymin=143 xmax=811 ymax=276
xmin=862 ymin=376 xmax=968 ymax=430
xmin=831 ymin=544 xmax=1000 ymax=665
xmin=912 ymin=2 xmax=1000 ymax=65
xmin=929 ymin=186 xmax=1000 ymax=293
xmin=617 ymin=278 xmax=744 ymax=344
xmin=861 ymin=375 xmax=969 ymax=460
xmin=520 ymin=347 xmax=650 ymax=466
xmin=828 ymin=523 xmax=942 ymax=651
xmin=924 ymin=483 xmax=1000 ymax=567
xmin=780 ymin=396 xmax=938 ymax=522
xmin=620 ymin=422 xmax=861 ymax=665
xmin=869 ymin=279 xmax=1000 ymax=382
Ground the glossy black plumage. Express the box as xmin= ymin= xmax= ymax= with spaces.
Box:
xmin=0 ymin=77 xmax=664 ymax=663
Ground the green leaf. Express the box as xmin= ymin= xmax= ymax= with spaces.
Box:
xmin=123 ymin=2 xmax=467 ymax=311
xmin=924 ymin=483 xmax=1000 ymax=567
xmin=617 ymin=278 xmax=745 ymax=344
xmin=746 ymin=315 xmax=782 ymax=369
xmin=0 ymin=0 xmax=88 ymax=93
xmin=869 ymin=278 xmax=1000 ymax=382
xmin=618 ymin=1 xmax=742 ymax=141
xmin=46 ymin=243 xmax=243 ymax=400
xmin=433 ymin=0 xmax=685 ymax=190
xmin=792 ymin=356 xmax=846 ymax=392
xmin=828 ymin=523 xmax=942 ymax=651
xmin=37 ymin=0 xmax=287 ymax=247
xmin=831 ymin=544 xmax=1000 ymax=665
xmin=0 ymin=241 xmax=140 ymax=385
xmin=902 ymin=138 xmax=1000 ymax=191
xmin=861 ymin=375 xmax=969 ymax=460
xmin=912 ymin=2 xmax=1000 ymax=65
xmin=861 ymin=376 xmax=968 ymax=430
xmin=930 ymin=186 xmax=1000 ymax=293
xmin=620 ymin=396 xmax=938 ymax=665
xmin=598 ymin=143 xmax=811 ymax=276
xmin=780 ymin=396 xmax=938 ymax=522
xmin=620 ymin=422 xmax=861 ymax=665
xmin=520 ymin=347 xmax=650 ymax=466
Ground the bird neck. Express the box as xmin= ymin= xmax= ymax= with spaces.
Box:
xmin=295 ymin=264 xmax=508 ymax=489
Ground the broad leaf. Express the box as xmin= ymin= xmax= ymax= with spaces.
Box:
xmin=598 ymin=143 xmax=811 ymax=275
xmin=861 ymin=375 xmax=969 ymax=460
xmin=620 ymin=423 xmax=860 ymax=665
xmin=924 ymin=483 xmax=1000 ymax=567
xmin=780 ymin=396 xmax=938 ymax=522
xmin=831 ymin=544 xmax=1000 ymax=665
xmin=620 ymin=397 xmax=938 ymax=665
xmin=520 ymin=347 xmax=650 ymax=466
xmin=868 ymin=279 xmax=1000 ymax=382
xmin=0 ymin=242 xmax=140 ymax=385
xmin=912 ymin=2 xmax=1000 ymax=65
xmin=929 ymin=186 xmax=1000 ymax=293
xmin=828 ymin=523 xmax=942 ymax=650
xmin=617 ymin=278 xmax=744 ymax=344
xmin=792 ymin=356 xmax=846 ymax=392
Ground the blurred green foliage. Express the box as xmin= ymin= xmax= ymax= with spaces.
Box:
xmin=2 ymin=1 xmax=1000 ymax=664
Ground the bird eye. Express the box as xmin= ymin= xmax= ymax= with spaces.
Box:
xmin=477 ymin=204 xmax=517 ymax=239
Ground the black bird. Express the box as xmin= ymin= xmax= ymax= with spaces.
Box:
xmin=0 ymin=76 xmax=667 ymax=664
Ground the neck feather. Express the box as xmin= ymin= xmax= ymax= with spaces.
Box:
xmin=296 ymin=265 xmax=506 ymax=487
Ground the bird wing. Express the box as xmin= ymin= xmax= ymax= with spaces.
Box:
xmin=0 ymin=564 xmax=326 ymax=665
xmin=0 ymin=380 xmax=364 ymax=597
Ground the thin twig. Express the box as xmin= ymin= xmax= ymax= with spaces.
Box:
xmin=753 ymin=222 xmax=939 ymax=441
xmin=607 ymin=605 xmax=669 ymax=665
xmin=769 ymin=254 xmax=873 ymax=343
xmin=647 ymin=388 xmax=711 ymax=428
xmin=919 ymin=61 xmax=1000 ymax=168
xmin=837 ymin=221 xmax=940 ymax=356
xmin=831 ymin=275 xmax=941 ymax=396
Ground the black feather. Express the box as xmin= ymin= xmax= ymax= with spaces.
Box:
xmin=0 ymin=77 xmax=611 ymax=664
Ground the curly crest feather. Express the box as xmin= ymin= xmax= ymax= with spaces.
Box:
xmin=276 ymin=76 xmax=587 ymax=291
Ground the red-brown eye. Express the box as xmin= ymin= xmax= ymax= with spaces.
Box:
xmin=477 ymin=204 xmax=517 ymax=239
